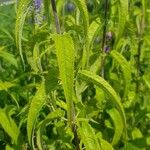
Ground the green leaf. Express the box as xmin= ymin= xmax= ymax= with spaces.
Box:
xmin=74 ymin=0 xmax=89 ymax=36
xmin=53 ymin=33 xmax=75 ymax=125
xmin=37 ymin=109 xmax=65 ymax=150
xmin=78 ymin=70 xmax=127 ymax=136
xmin=15 ymin=0 xmax=33 ymax=69
xmin=88 ymin=19 xmax=101 ymax=49
xmin=0 ymin=47 xmax=18 ymax=68
xmin=5 ymin=145 xmax=14 ymax=150
xmin=117 ymin=0 xmax=128 ymax=41
xmin=143 ymin=75 xmax=150 ymax=90
xmin=110 ymin=50 xmax=131 ymax=99
xmin=0 ymin=107 xmax=19 ymax=144
xmin=27 ymin=81 xmax=46 ymax=147
xmin=0 ymin=81 xmax=16 ymax=91
xmin=107 ymin=108 xmax=124 ymax=145
xmin=99 ymin=139 xmax=114 ymax=150
xmin=79 ymin=121 xmax=101 ymax=150
xmin=45 ymin=67 xmax=59 ymax=94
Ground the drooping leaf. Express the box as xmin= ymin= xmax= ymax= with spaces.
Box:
xmin=79 ymin=121 xmax=101 ymax=150
xmin=0 ymin=107 xmax=19 ymax=144
xmin=74 ymin=0 xmax=89 ymax=36
xmin=107 ymin=108 xmax=124 ymax=145
xmin=37 ymin=109 xmax=65 ymax=150
xmin=15 ymin=0 xmax=33 ymax=69
xmin=27 ymin=81 xmax=46 ymax=146
xmin=110 ymin=50 xmax=131 ymax=99
xmin=78 ymin=70 xmax=126 ymax=135
xmin=53 ymin=33 xmax=75 ymax=125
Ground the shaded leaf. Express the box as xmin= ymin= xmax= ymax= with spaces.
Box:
xmin=110 ymin=50 xmax=131 ymax=99
xmin=78 ymin=70 xmax=127 ymax=136
xmin=107 ymin=108 xmax=123 ymax=145
xmin=53 ymin=33 xmax=75 ymax=125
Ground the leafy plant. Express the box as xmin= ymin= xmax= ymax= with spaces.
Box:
xmin=0 ymin=0 xmax=150 ymax=149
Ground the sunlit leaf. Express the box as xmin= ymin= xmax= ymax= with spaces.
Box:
xmin=27 ymin=81 xmax=46 ymax=147
xmin=15 ymin=0 xmax=33 ymax=69
xmin=53 ymin=33 xmax=75 ymax=125
xmin=0 ymin=107 xmax=19 ymax=144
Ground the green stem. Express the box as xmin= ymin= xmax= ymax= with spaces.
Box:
xmin=50 ymin=1 xmax=80 ymax=149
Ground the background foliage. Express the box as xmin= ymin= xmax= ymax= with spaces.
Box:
xmin=0 ymin=0 xmax=150 ymax=149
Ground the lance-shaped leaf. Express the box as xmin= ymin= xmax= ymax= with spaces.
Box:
xmin=78 ymin=70 xmax=127 ymax=136
xmin=15 ymin=0 xmax=33 ymax=68
xmin=110 ymin=50 xmax=131 ymax=99
xmin=53 ymin=33 xmax=75 ymax=125
xmin=117 ymin=0 xmax=128 ymax=41
xmin=107 ymin=108 xmax=123 ymax=145
xmin=88 ymin=19 xmax=101 ymax=49
xmin=27 ymin=81 xmax=46 ymax=146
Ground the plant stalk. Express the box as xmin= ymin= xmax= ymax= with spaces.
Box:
xmin=100 ymin=0 xmax=109 ymax=77
xmin=136 ymin=3 xmax=145 ymax=92
xmin=50 ymin=1 xmax=80 ymax=149
xmin=51 ymin=0 xmax=61 ymax=34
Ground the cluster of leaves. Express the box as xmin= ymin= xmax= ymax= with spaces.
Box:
xmin=0 ymin=0 xmax=150 ymax=149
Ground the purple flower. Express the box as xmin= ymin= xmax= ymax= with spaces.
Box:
xmin=104 ymin=46 xmax=110 ymax=53
xmin=34 ymin=0 xmax=42 ymax=25
xmin=35 ymin=0 xmax=42 ymax=10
